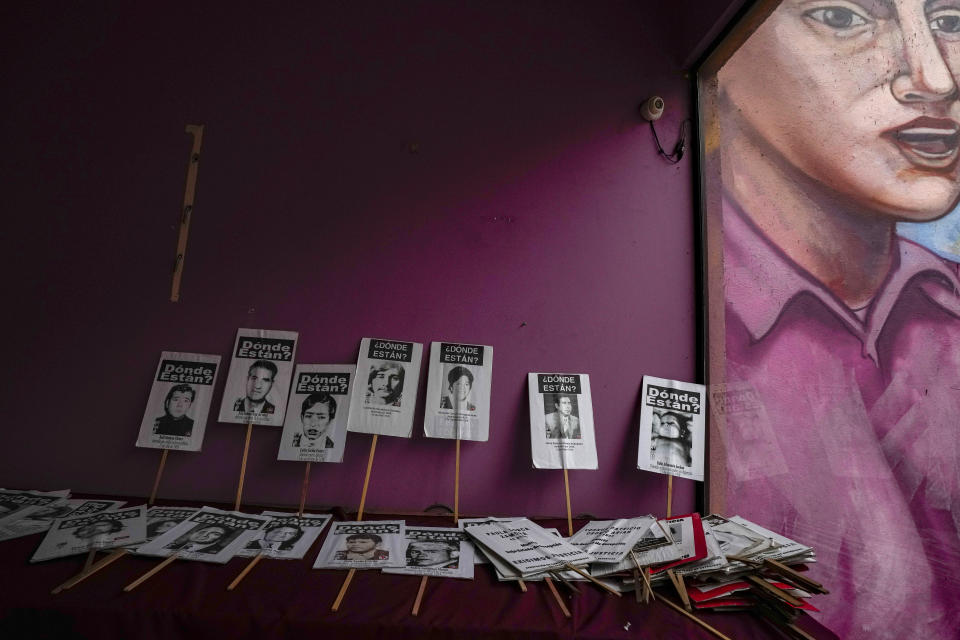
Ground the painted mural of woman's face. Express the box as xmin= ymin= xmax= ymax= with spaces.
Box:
xmin=719 ymin=0 xmax=960 ymax=220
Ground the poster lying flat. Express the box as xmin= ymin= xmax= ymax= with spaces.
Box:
xmin=137 ymin=507 xmax=270 ymax=564
xmin=527 ymin=373 xmax=598 ymax=469
xmin=567 ymin=518 xmax=654 ymax=564
xmin=347 ymin=338 xmax=423 ymax=438
xmin=0 ymin=499 xmax=124 ymax=542
xmin=0 ymin=489 xmax=71 ymax=525
xmin=590 ymin=515 xmax=700 ymax=577
xmin=383 ymin=526 xmax=475 ymax=579
xmin=313 ymin=520 xmax=405 ymax=569
xmin=238 ymin=511 xmax=332 ymax=559
xmin=463 ymin=518 xmax=595 ymax=577
xmin=277 ymin=365 xmax=355 ymax=463
xmin=130 ymin=506 xmax=202 ymax=550
xmin=636 ymin=376 xmax=706 ymax=481
xmin=136 ymin=352 xmax=221 ymax=451
xmin=423 ymin=342 xmax=493 ymax=441
xmin=31 ymin=505 xmax=147 ymax=562
xmin=218 ymin=328 xmax=298 ymax=427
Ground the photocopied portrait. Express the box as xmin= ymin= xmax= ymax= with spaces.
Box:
xmin=153 ymin=384 xmax=195 ymax=437
xmin=218 ymin=329 xmax=298 ymax=427
xmin=365 ymin=361 xmax=404 ymax=407
xmin=544 ymin=393 xmax=581 ymax=440
xmin=439 ymin=364 xmax=477 ymax=413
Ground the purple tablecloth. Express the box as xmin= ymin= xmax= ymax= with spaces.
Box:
xmin=0 ymin=499 xmax=839 ymax=640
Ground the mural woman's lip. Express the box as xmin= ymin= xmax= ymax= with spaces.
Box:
xmin=885 ymin=116 xmax=960 ymax=167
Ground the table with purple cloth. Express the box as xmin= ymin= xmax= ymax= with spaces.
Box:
xmin=0 ymin=498 xmax=839 ymax=639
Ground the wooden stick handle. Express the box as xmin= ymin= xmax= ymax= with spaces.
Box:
xmin=563 ymin=468 xmax=573 ymax=536
xmin=124 ymin=554 xmax=178 ymax=592
xmin=52 ymin=549 xmax=128 ymax=594
xmin=149 ymin=449 xmax=169 ymax=506
xmin=564 ymin=563 xmax=621 ymax=597
xmin=544 ymin=576 xmax=571 ymax=618
xmin=666 ymin=474 xmax=673 ymax=519
xmin=235 ymin=423 xmax=253 ymax=511
xmin=411 ymin=575 xmax=429 ymax=616
xmin=227 ymin=553 xmax=264 ymax=591
xmin=83 ymin=549 xmax=97 ymax=572
xmin=170 ymin=124 xmax=204 ymax=302
xmin=517 ymin=578 xmax=528 ymax=592
xmin=653 ymin=592 xmax=734 ymax=640
xmin=298 ymin=462 xmax=312 ymax=516
xmin=331 ymin=568 xmax=356 ymax=611
xmin=357 ymin=434 xmax=378 ymax=520
xmin=453 ymin=437 xmax=460 ymax=525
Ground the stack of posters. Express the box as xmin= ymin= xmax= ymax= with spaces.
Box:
xmin=636 ymin=376 xmax=706 ymax=481
xmin=277 ymin=365 xmax=355 ymax=463
xmin=218 ymin=329 xmax=298 ymax=427
xmin=313 ymin=520 xmax=405 ymax=569
xmin=347 ymin=338 xmax=423 ymax=438
xmin=423 ymin=342 xmax=493 ymax=441
xmin=31 ymin=505 xmax=147 ymax=562
xmin=0 ymin=499 xmax=124 ymax=542
xmin=137 ymin=507 xmax=270 ymax=563
xmin=0 ymin=489 xmax=70 ymax=524
xmin=238 ymin=511 xmax=332 ymax=559
xmin=383 ymin=526 xmax=475 ymax=579
xmin=462 ymin=517 xmax=595 ymax=579
xmin=527 ymin=373 xmax=598 ymax=469
xmin=591 ymin=513 xmax=708 ymax=580
xmin=136 ymin=352 xmax=221 ymax=451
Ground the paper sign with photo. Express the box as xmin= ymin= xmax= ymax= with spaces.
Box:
xmin=423 ymin=342 xmax=493 ymax=442
xmin=218 ymin=329 xmax=298 ymax=427
xmin=636 ymin=376 xmax=706 ymax=481
xmin=238 ymin=511 xmax=332 ymax=560
xmin=136 ymin=351 xmax=221 ymax=451
xmin=137 ymin=506 xmax=270 ymax=564
xmin=313 ymin=520 xmax=405 ymax=569
xmin=383 ymin=526 xmax=475 ymax=579
xmin=527 ymin=373 xmax=598 ymax=469
xmin=347 ymin=338 xmax=423 ymax=438
xmin=277 ymin=365 xmax=355 ymax=463
xmin=31 ymin=505 xmax=147 ymax=563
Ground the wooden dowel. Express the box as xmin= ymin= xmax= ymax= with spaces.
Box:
xmin=544 ymin=576 xmax=572 ymax=618
xmin=234 ymin=423 xmax=253 ymax=511
xmin=227 ymin=552 xmax=265 ymax=591
xmin=666 ymin=475 xmax=673 ymax=518
xmin=550 ymin=570 xmax=581 ymax=595
xmin=453 ymin=437 xmax=460 ymax=525
xmin=653 ymin=592 xmax=734 ymax=640
xmin=124 ymin=554 xmax=178 ymax=592
xmin=298 ymin=462 xmax=312 ymax=516
xmin=563 ymin=468 xmax=573 ymax=536
xmin=331 ymin=569 xmax=356 ymax=611
xmin=83 ymin=549 xmax=97 ymax=572
xmin=633 ymin=568 xmax=642 ymax=603
xmin=52 ymin=549 xmax=128 ymax=594
xmin=170 ymin=124 xmax=204 ymax=302
xmin=667 ymin=568 xmax=691 ymax=611
xmin=330 ymin=433 xmax=379 ymax=612
xmin=411 ymin=575 xmax=429 ymax=616
xmin=642 ymin=567 xmax=653 ymax=604
xmin=149 ymin=449 xmax=169 ymax=506
xmin=564 ymin=563 xmax=621 ymax=597
xmin=745 ymin=573 xmax=804 ymax=607
xmin=356 ymin=434 xmax=378 ymax=520
xmin=517 ymin=578 xmax=528 ymax=592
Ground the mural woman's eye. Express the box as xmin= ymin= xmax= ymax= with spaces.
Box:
xmin=930 ymin=10 xmax=960 ymax=34
xmin=804 ymin=6 xmax=870 ymax=30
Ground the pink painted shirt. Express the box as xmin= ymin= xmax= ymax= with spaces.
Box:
xmin=721 ymin=199 xmax=960 ymax=639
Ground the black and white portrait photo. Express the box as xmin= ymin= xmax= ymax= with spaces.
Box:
xmin=292 ymin=393 xmax=337 ymax=449
xmin=649 ymin=410 xmax=693 ymax=468
xmin=365 ymin=361 xmax=404 ymax=407
xmin=543 ymin=393 xmax=581 ymax=440
xmin=439 ymin=365 xmax=477 ymax=413
xmin=233 ymin=359 xmax=278 ymax=416
xmin=153 ymin=384 xmax=195 ymax=437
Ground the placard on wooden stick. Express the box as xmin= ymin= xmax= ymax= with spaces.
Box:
xmin=331 ymin=433 xmax=378 ymax=612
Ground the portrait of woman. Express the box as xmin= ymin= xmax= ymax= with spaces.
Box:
xmin=704 ymin=1 xmax=960 ymax=637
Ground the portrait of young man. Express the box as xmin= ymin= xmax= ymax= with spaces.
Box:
xmin=335 ymin=533 xmax=389 ymax=561
xmin=406 ymin=540 xmax=459 ymax=569
xmin=293 ymin=393 xmax=336 ymax=449
xmin=705 ymin=1 xmax=960 ymax=636
xmin=234 ymin=360 xmax=277 ymax=415
xmin=164 ymin=524 xmax=231 ymax=555
xmin=153 ymin=384 xmax=195 ymax=437
xmin=364 ymin=362 xmax=404 ymax=407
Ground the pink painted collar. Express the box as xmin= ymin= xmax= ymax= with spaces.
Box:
xmin=722 ymin=197 xmax=960 ymax=364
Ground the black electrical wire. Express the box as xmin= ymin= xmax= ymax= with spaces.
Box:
xmin=650 ymin=118 xmax=691 ymax=164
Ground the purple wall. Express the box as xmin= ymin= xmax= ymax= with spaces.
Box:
xmin=3 ymin=1 xmax=733 ymax=518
